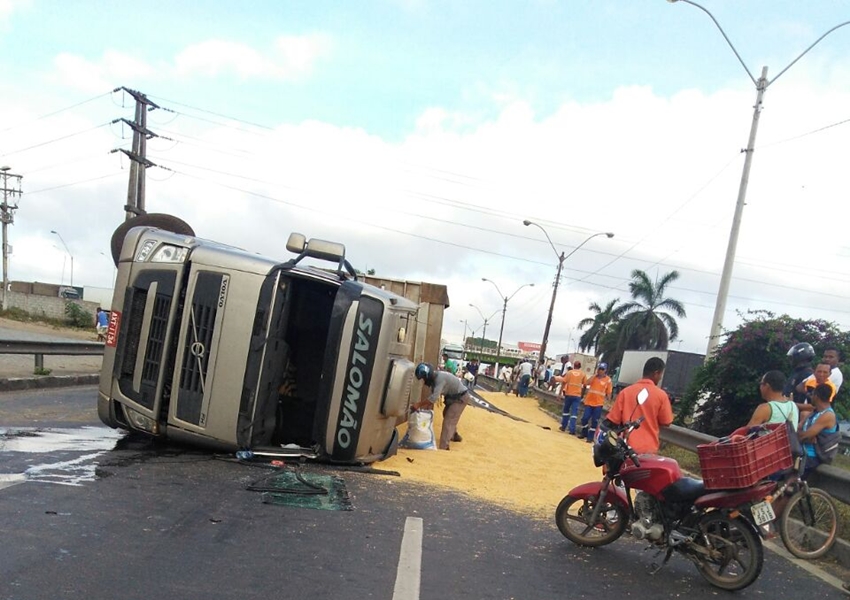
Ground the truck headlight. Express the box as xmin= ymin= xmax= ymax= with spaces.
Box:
xmin=135 ymin=240 xmax=188 ymax=263
xmin=123 ymin=406 xmax=159 ymax=434
xmin=150 ymin=244 xmax=188 ymax=263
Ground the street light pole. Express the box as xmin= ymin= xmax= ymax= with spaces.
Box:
xmin=469 ymin=304 xmax=499 ymax=357
xmin=1 ymin=166 xmax=22 ymax=311
xmin=459 ymin=319 xmax=469 ymax=361
xmin=669 ymin=0 xmax=850 ymax=359
xmin=51 ymin=230 xmax=74 ymax=287
xmin=523 ymin=220 xmax=613 ymax=363
xmin=482 ymin=278 xmax=534 ymax=376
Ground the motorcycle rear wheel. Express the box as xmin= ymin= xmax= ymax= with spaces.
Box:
xmin=694 ymin=513 xmax=763 ymax=591
xmin=779 ymin=487 xmax=838 ymax=560
xmin=555 ymin=494 xmax=628 ymax=547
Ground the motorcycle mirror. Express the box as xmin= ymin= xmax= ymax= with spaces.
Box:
xmin=637 ymin=388 xmax=649 ymax=405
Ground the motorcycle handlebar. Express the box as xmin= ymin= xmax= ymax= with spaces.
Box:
xmin=628 ymin=448 xmax=641 ymax=468
xmin=605 ymin=417 xmax=644 ymax=434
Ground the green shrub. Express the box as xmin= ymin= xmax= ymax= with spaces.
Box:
xmin=64 ymin=302 xmax=93 ymax=329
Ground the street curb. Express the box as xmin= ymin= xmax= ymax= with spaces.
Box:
xmin=0 ymin=374 xmax=100 ymax=392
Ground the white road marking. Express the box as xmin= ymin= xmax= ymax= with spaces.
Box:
xmin=0 ymin=473 xmax=27 ymax=490
xmin=392 ymin=516 xmax=423 ymax=600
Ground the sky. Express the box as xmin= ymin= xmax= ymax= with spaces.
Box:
xmin=1 ymin=0 xmax=850 ymax=359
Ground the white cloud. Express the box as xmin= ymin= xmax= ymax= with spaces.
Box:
xmin=45 ymin=33 xmax=332 ymax=93
xmin=175 ymin=34 xmax=332 ymax=80
xmin=51 ymin=51 xmax=156 ymax=93
xmin=7 ymin=58 xmax=850 ymax=359
xmin=0 ymin=0 xmax=29 ymax=24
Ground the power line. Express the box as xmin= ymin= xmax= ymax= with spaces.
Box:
xmin=0 ymin=91 xmax=113 ymax=135
xmin=25 ymin=172 xmax=123 ymax=195
xmin=0 ymin=122 xmax=113 ymax=159
xmin=758 ymin=115 xmax=850 ymax=149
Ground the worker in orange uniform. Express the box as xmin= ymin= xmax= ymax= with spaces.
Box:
xmin=605 ymin=357 xmax=672 ymax=454
xmin=555 ymin=361 xmax=587 ymax=434
xmin=577 ymin=362 xmax=613 ymax=442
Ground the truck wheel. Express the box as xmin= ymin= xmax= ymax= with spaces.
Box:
xmin=110 ymin=213 xmax=195 ymax=266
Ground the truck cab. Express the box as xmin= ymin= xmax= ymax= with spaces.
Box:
xmin=98 ymin=225 xmax=418 ymax=464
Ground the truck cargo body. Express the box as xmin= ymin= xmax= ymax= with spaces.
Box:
xmin=616 ymin=349 xmax=705 ymax=400
xmin=98 ymin=226 xmax=418 ymax=464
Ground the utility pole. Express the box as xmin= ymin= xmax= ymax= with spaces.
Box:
xmin=114 ymin=87 xmax=159 ymax=220
xmin=0 ymin=166 xmax=23 ymax=311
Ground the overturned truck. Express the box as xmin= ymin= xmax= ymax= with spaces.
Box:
xmin=98 ymin=215 xmax=418 ymax=464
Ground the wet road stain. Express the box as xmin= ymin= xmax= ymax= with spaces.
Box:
xmin=0 ymin=426 xmax=126 ymax=487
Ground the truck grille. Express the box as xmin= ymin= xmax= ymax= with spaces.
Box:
xmin=175 ymin=272 xmax=222 ymax=425
xmin=141 ymin=295 xmax=170 ymax=384
xmin=117 ymin=275 xmax=175 ymax=411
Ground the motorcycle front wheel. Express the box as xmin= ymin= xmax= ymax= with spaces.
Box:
xmin=555 ymin=494 xmax=628 ymax=547
xmin=694 ymin=513 xmax=763 ymax=591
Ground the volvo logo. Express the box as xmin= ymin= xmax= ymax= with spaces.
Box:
xmin=190 ymin=342 xmax=206 ymax=358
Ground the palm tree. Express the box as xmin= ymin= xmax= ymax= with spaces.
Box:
xmin=616 ymin=269 xmax=686 ymax=351
xmin=577 ymin=298 xmax=621 ymax=355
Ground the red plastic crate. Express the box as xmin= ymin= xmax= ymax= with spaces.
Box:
xmin=697 ymin=423 xmax=793 ymax=490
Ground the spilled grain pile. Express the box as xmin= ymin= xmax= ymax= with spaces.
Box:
xmin=379 ymin=390 xmax=602 ymax=522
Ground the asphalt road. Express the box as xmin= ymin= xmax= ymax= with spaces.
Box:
xmin=0 ymin=386 xmax=846 ymax=599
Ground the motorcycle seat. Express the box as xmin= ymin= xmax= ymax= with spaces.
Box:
xmin=661 ymin=477 xmax=706 ymax=504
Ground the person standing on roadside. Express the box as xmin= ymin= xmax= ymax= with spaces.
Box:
xmin=795 ymin=362 xmax=836 ymax=410
xmin=605 ymin=357 xmax=673 ymax=455
xmin=555 ymin=361 xmax=587 ymax=434
xmin=577 ymin=362 xmax=613 ymax=441
xmin=798 ymin=383 xmax=839 ymax=475
xmin=783 ymin=342 xmax=815 ymax=406
xmin=535 ymin=360 xmax=548 ymax=388
xmin=466 ymin=358 xmax=479 ymax=388
xmin=517 ymin=359 xmax=533 ymax=397
xmin=499 ymin=364 xmax=513 ymax=394
xmin=95 ymin=307 xmax=109 ymax=342
xmin=747 ymin=370 xmax=799 ymax=427
xmin=802 ymin=347 xmax=843 ymax=392
xmin=414 ymin=362 xmax=471 ymax=451
xmin=442 ymin=352 xmax=458 ymax=376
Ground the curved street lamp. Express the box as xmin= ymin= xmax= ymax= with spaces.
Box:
xmin=523 ymin=220 xmax=613 ymax=363
xmin=51 ymin=230 xmax=74 ymax=287
xmin=482 ymin=278 xmax=534 ymax=375
xmin=668 ymin=0 xmax=850 ymax=358
xmin=469 ymin=303 xmax=499 ymax=356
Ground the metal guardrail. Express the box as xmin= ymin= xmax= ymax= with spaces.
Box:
xmin=0 ymin=339 xmax=104 ymax=372
xmin=477 ymin=374 xmax=850 ymax=506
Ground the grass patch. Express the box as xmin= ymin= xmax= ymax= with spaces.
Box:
xmin=0 ymin=307 xmax=90 ymax=331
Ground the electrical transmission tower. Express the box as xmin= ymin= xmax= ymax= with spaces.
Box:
xmin=1 ymin=166 xmax=23 ymax=311
xmin=113 ymin=87 xmax=159 ymax=221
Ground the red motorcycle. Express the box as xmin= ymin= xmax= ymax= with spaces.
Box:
xmin=555 ymin=405 xmax=774 ymax=591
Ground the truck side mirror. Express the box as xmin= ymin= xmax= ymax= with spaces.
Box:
xmin=286 ymin=233 xmax=307 ymax=254
xmin=304 ymin=238 xmax=345 ymax=263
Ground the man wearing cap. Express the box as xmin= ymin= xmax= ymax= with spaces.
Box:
xmin=578 ymin=362 xmax=613 ymax=441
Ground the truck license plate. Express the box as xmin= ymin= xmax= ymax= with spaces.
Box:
xmin=106 ymin=310 xmax=121 ymax=348
xmin=751 ymin=500 xmax=775 ymax=526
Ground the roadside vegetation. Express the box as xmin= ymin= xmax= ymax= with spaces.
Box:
xmin=1 ymin=304 xmax=94 ymax=331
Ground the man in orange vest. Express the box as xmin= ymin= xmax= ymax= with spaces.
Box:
xmin=554 ymin=361 xmax=587 ymax=434
xmin=577 ymin=362 xmax=613 ymax=441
